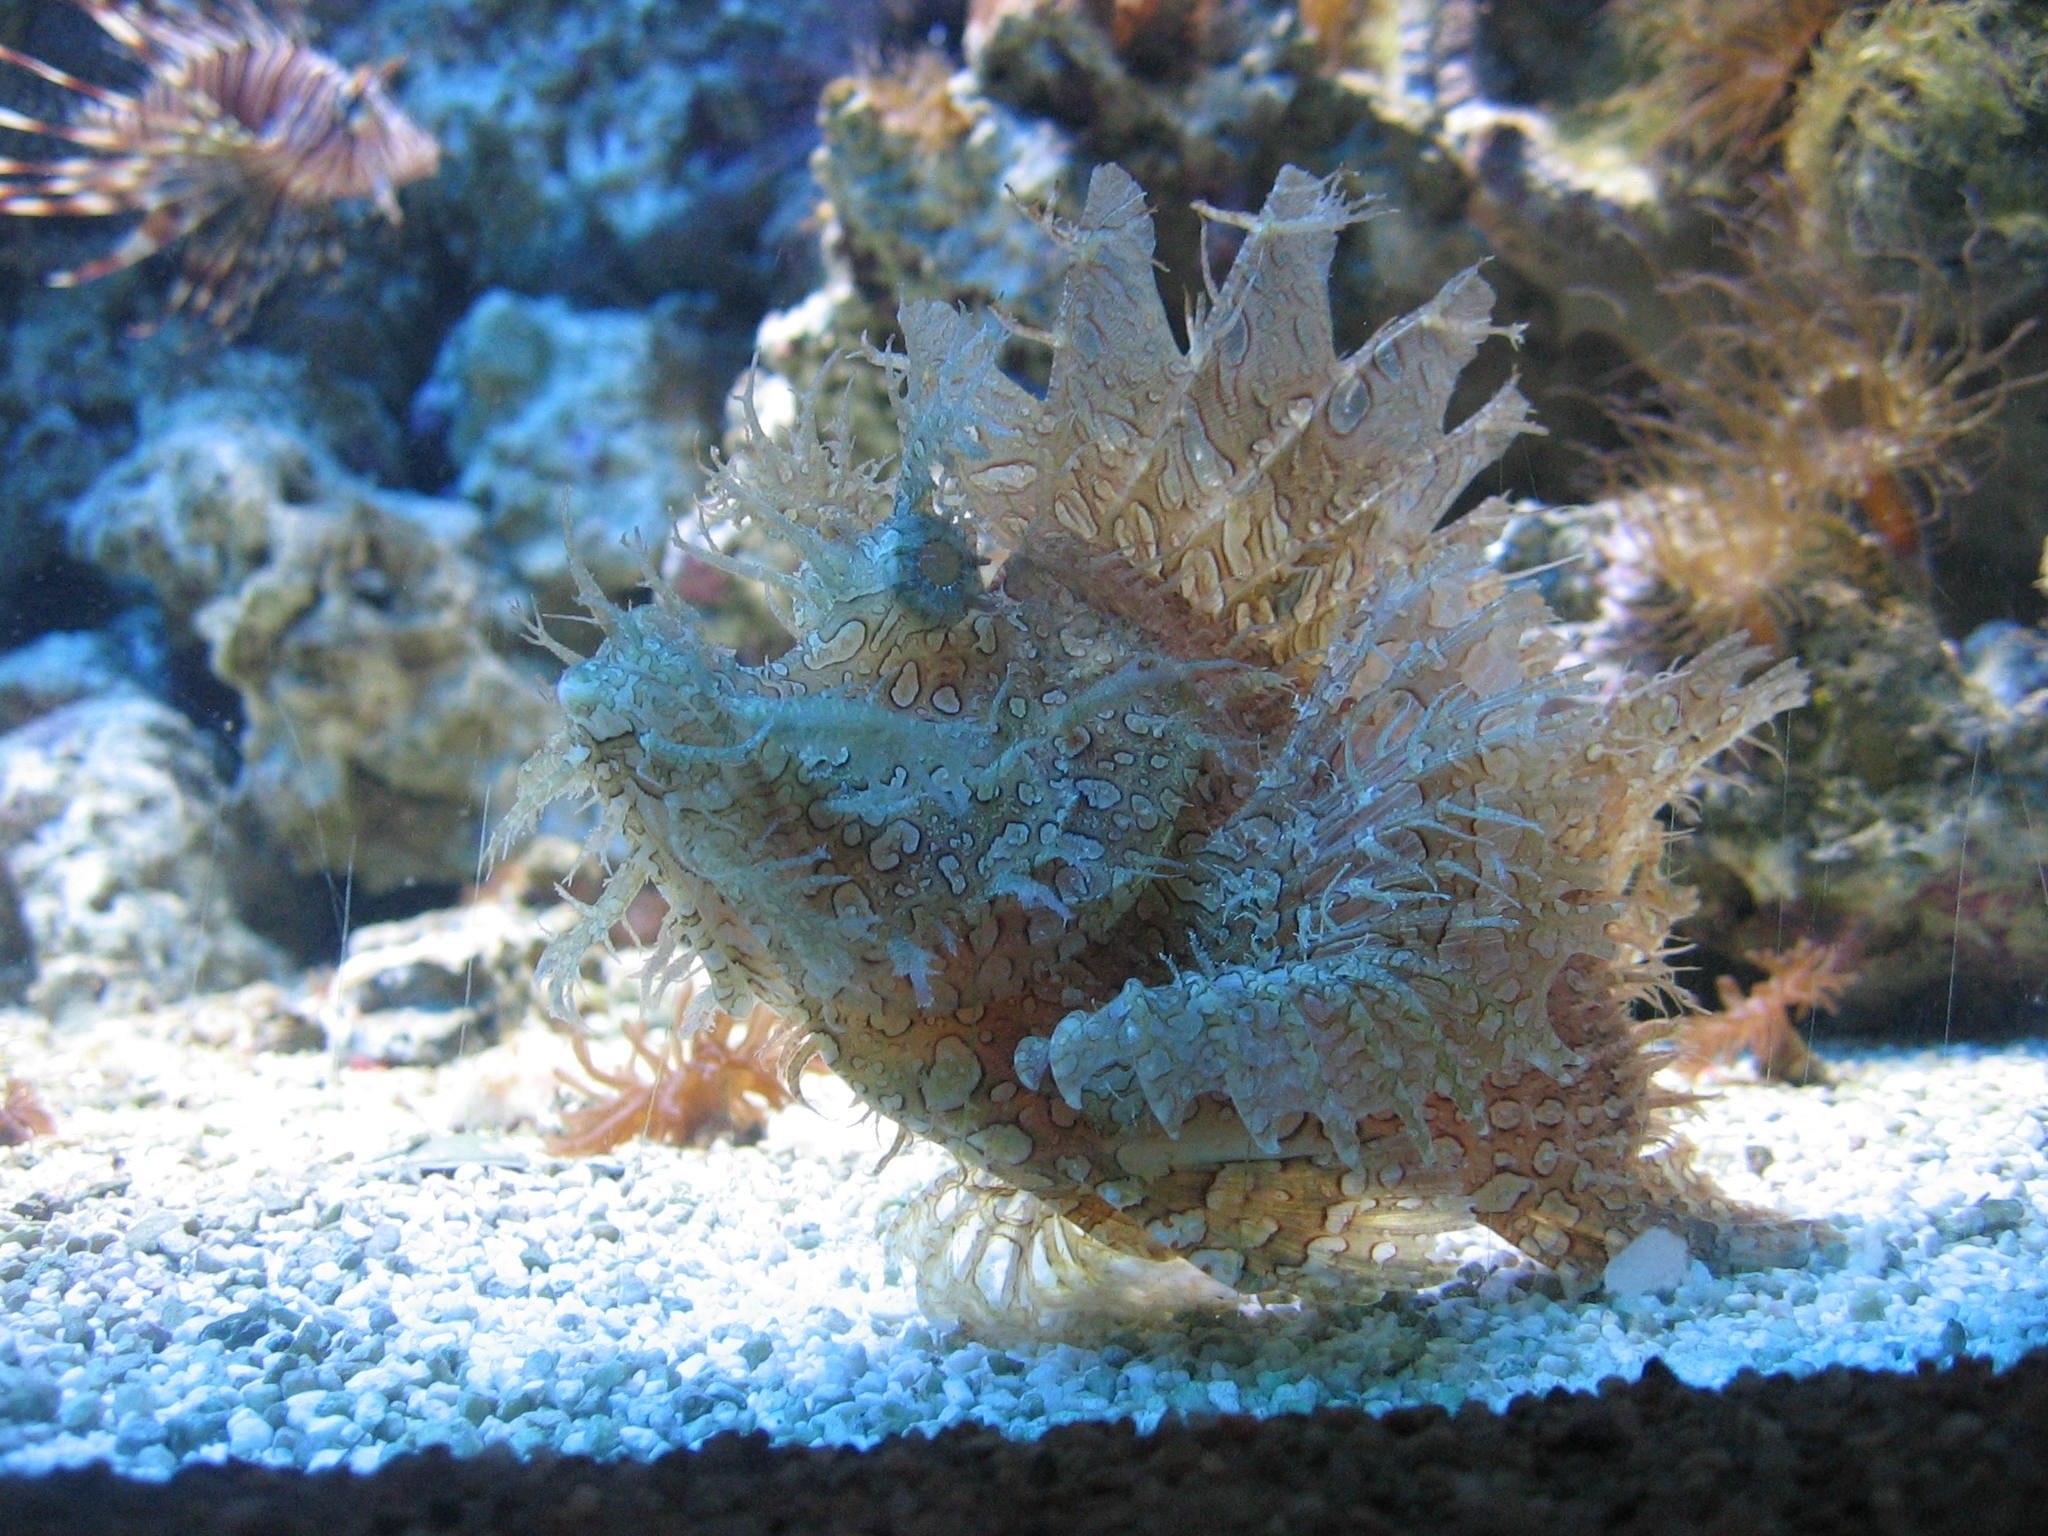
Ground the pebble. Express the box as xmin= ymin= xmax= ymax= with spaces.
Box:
xmin=1602 ymin=1227 xmax=1691 ymax=1299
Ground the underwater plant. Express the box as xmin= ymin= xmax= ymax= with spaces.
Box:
xmin=1600 ymin=195 xmax=2025 ymax=660
xmin=1669 ymin=941 xmax=1851 ymax=1084
xmin=509 ymin=163 xmax=1815 ymax=1333
xmin=545 ymin=992 xmax=800 ymax=1158
xmin=1611 ymin=0 xmax=1848 ymax=171
xmin=0 ymin=0 xmax=438 ymax=330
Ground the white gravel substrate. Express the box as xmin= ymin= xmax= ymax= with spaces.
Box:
xmin=2 ymin=999 xmax=2045 ymax=1481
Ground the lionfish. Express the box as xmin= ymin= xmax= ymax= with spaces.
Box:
xmin=510 ymin=163 xmax=1820 ymax=1338
xmin=0 ymin=0 xmax=438 ymax=329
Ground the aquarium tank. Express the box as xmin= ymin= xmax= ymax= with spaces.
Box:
xmin=1 ymin=0 xmax=2045 ymax=1505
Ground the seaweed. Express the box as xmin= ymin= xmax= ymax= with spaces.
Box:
xmin=544 ymin=993 xmax=801 ymax=1157
xmin=0 ymin=1077 xmax=55 ymax=1147
xmin=1670 ymin=941 xmax=1853 ymax=1085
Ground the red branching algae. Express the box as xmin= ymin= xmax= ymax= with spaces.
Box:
xmin=0 ymin=1078 xmax=56 ymax=1146
xmin=1672 ymin=940 xmax=1854 ymax=1084
xmin=544 ymin=996 xmax=800 ymax=1157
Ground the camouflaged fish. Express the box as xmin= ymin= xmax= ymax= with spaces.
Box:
xmin=509 ymin=163 xmax=1816 ymax=1336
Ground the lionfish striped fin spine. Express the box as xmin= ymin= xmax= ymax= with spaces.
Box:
xmin=0 ymin=149 xmax=150 ymax=184
xmin=0 ymin=187 xmax=147 ymax=219
xmin=74 ymin=0 xmax=158 ymax=55
xmin=58 ymin=201 xmax=223 ymax=285
xmin=0 ymin=40 xmax=126 ymax=105
xmin=0 ymin=110 xmax=132 ymax=153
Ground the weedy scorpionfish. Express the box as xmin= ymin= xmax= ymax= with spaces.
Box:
xmin=509 ymin=163 xmax=1818 ymax=1336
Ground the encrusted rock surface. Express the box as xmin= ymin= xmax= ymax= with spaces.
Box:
xmin=324 ymin=0 xmax=885 ymax=310
xmin=67 ymin=390 xmax=549 ymax=893
xmin=0 ymin=696 xmax=283 ymax=1017
xmin=412 ymin=290 xmax=720 ymax=613
xmin=1679 ymin=583 xmax=2048 ymax=1032
xmin=324 ymin=904 xmax=548 ymax=1068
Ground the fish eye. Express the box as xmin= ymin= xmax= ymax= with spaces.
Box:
xmin=881 ymin=505 xmax=982 ymax=624
xmin=914 ymin=539 xmax=965 ymax=589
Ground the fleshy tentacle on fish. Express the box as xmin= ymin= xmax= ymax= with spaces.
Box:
xmin=507 ymin=163 xmax=1816 ymax=1335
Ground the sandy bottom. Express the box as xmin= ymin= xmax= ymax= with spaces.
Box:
xmin=1 ymin=994 xmax=2044 ymax=1479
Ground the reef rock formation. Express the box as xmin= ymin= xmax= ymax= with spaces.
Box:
xmin=1677 ymin=579 xmax=2048 ymax=1033
xmin=68 ymin=389 xmax=547 ymax=893
xmin=512 ymin=164 xmax=1813 ymax=1334
xmin=412 ymin=290 xmax=718 ymax=615
xmin=0 ymin=695 xmax=284 ymax=1017
xmin=322 ymin=0 xmax=878 ymax=308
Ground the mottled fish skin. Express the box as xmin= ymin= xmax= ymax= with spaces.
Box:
xmin=510 ymin=163 xmax=1817 ymax=1327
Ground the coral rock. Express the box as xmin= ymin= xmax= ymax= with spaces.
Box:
xmin=512 ymin=164 xmax=1813 ymax=1332
xmin=331 ymin=0 xmax=872 ymax=306
xmin=1680 ymin=581 xmax=2048 ymax=1027
xmin=68 ymin=392 xmax=548 ymax=892
xmin=412 ymin=290 xmax=716 ymax=614
xmin=0 ymin=696 xmax=284 ymax=1017
xmin=323 ymin=904 xmax=546 ymax=1067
